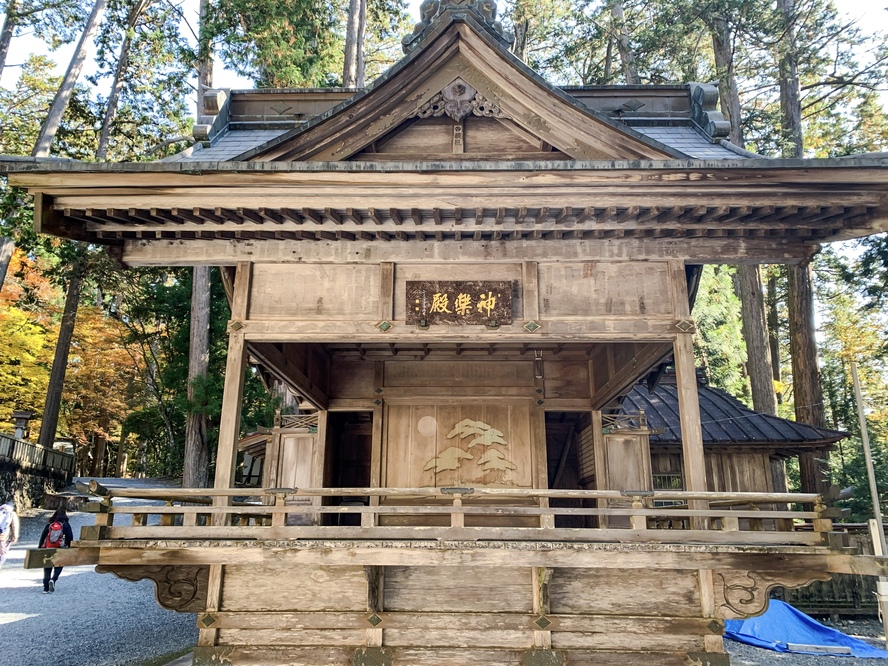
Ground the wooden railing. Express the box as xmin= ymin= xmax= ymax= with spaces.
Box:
xmin=0 ymin=433 xmax=75 ymax=476
xmin=78 ymin=481 xmax=843 ymax=547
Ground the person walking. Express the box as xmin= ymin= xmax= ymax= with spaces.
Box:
xmin=0 ymin=499 xmax=19 ymax=569
xmin=39 ymin=508 xmax=73 ymax=593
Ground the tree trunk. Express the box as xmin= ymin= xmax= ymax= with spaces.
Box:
xmin=343 ymin=0 xmax=366 ymax=87
xmin=511 ymin=20 xmax=528 ymax=61
xmin=609 ymin=0 xmax=639 ymax=84
xmin=182 ymin=266 xmax=212 ymax=488
xmin=0 ymin=1 xmax=19 ymax=75
xmin=735 ymin=265 xmax=778 ymax=415
xmin=713 ymin=18 xmax=777 ymax=417
xmin=777 ymin=0 xmax=826 ymax=493
xmin=32 ymin=0 xmax=107 ymax=157
xmin=37 ymin=256 xmax=85 ymax=448
xmin=776 ymin=0 xmax=803 ymax=158
xmin=114 ymin=423 xmax=129 ymax=477
xmin=766 ymin=269 xmax=782 ymax=385
xmin=789 ymin=260 xmax=829 ymax=494
xmin=710 ymin=16 xmax=743 ymax=146
xmin=96 ymin=0 xmax=147 ymax=160
xmin=197 ymin=0 xmax=213 ymax=116
xmin=0 ymin=236 xmax=14 ymax=288
xmin=91 ymin=422 xmax=107 ymax=476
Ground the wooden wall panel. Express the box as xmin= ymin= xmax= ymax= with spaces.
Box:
xmin=329 ymin=360 xmax=375 ymax=399
xmin=539 ymin=262 xmax=672 ymax=318
xmin=221 ymin=565 xmax=367 ymax=611
xmin=549 ymin=568 xmax=700 ymax=616
xmin=393 ymin=263 xmax=523 ymax=320
xmin=706 ymin=452 xmax=773 ymax=493
xmin=207 ymin=646 xmax=355 ymax=665
xmin=250 ymin=264 xmax=381 ymax=319
xmin=383 ymin=402 xmax=536 ymax=489
xmin=384 ymin=360 xmax=534 ymax=388
xmin=542 ymin=359 xmax=591 ymax=399
xmin=218 ymin=629 xmax=365 ymax=647
xmin=384 ymin=566 xmax=533 ymax=613
xmin=383 ymin=630 xmax=533 ymax=649
xmin=552 ymin=632 xmax=705 ymax=652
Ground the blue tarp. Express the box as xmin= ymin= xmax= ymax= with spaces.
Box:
xmin=725 ymin=599 xmax=888 ymax=658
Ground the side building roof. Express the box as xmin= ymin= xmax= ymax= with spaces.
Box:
xmin=621 ymin=375 xmax=846 ymax=456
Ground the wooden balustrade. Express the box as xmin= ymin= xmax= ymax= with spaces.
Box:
xmin=76 ymin=482 xmax=839 ymax=547
xmin=0 ymin=433 xmax=75 ymax=475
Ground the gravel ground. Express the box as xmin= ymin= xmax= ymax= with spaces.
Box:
xmin=725 ymin=618 xmax=888 ymax=665
xmin=5 ymin=478 xmax=888 ymax=665
xmin=0 ymin=478 xmax=197 ymax=666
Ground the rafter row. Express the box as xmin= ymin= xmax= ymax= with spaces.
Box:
xmin=69 ymin=203 xmax=874 ymax=244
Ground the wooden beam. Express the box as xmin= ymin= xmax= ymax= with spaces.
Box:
xmin=248 ymin=342 xmax=329 ymax=410
xmin=121 ymin=238 xmax=814 ymax=266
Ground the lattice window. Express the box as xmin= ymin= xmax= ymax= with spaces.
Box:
xmin=279 ymin=413 xmax=319 ymax=431
xmin=652 ymin=473 xmax=684 ymax=508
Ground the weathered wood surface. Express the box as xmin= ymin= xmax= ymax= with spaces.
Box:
xmin=200 ymin=611 xmax=724 ymax=634
xmin=550 ymin=568 xmax=700 ymax=616
xmin=121 ymin=238 xmax=815 ymax=266
xmin=29 ymin=542 xmax=888 ymax=576
xmin=85 ymin=524 xmax=824 ymax=545
xmin=222 ymin=564 xmax=367 ymax=611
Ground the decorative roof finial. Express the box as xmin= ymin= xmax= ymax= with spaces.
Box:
xmin=402 ymin=0 xmax=513 ymax=53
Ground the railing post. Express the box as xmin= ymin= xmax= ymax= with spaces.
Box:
xmin=271 ymin=492 xmax=287 ymax=528
xmin=814 ymin=496 xmax=838 ymax=546
xmin=160 ymin=500 xmax=175 ymax=527
xmin=361 ymin=502 xmax=375 ymax=528
xmin=748 ymin=504 xmax=763 ymax=531
xmin=451 ymin=494 xmax=464 ymax=528
xmin=721 ymin=514 xmax=740 ymax=532
xmin=630 ymin=496 xmax=647 ymax=530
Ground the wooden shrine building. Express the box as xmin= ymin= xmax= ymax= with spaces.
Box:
xmin=8 ymin=3 xmax=888 ymax=665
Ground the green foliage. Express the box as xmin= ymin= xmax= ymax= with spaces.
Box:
xmin=112 ymin=267 xmax=276 ymax=478
xmin=364 ymin=0 xmax=410 ymax=83
xmin=691 ymin=265 xmax=750 ymax=400
xmin=202 ymin=0 xmax=343 ymax=87
xmin=88 ymin=0 xmax=193 ymax=160
xmin=815 ymin=250 xmax=888 ymax=522
xmin=1 ymin=0 xmax=88 ymax=51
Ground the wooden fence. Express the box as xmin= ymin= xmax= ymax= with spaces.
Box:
xmin=0 ymin=433 xmax=75 ymax=478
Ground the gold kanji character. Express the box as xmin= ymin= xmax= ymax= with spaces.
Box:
xmin=477 ymin=291 xmax=497 ymax=316
xmin=454 ymin=293 xmax=473 ymax=316
xmin=430 ymin=292 xmax=451 ymax=313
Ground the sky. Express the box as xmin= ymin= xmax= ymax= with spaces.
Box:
xmin=1 ymin=0 xmax=886 ymax=107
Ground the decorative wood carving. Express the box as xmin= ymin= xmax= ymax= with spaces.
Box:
xmin=714 ymin=569 xmax=831 ymax=619
xmin=96 ymin=564 xmax=209 ymax=613
xmin=413 ymin=78 xmax=507 ymax=121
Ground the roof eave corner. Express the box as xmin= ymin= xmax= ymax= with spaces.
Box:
xmin=192 ymin=89 xmax=231 ymax=146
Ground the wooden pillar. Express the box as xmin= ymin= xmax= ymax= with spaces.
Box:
xmin=213 ymin=261 xmax=252 ymax=494
xmin=669 ymin=260 xmax=707 ymax=494
xmin=674 ymin=334 xmax=707 ymax=493
xmin=201 ymin=262 xmax=251 ymax=650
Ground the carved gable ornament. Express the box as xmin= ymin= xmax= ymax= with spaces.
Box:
xmin=413 ymin=78 xmax=507 ymax=122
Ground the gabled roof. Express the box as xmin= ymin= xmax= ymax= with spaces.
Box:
xmin=231 ymin=11 xmax=683 ymax=162
xmin=3 ymin=5 xmax=887 ymax=250
xmin=622 ymin=376 xmax=846 ymax=455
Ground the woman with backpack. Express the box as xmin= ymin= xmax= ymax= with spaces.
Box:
xmin=39 ymin=509 xmax=73 ymax=593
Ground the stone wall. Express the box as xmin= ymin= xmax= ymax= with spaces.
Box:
xmin=0 ymin=460 xmax=69 ymax=511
